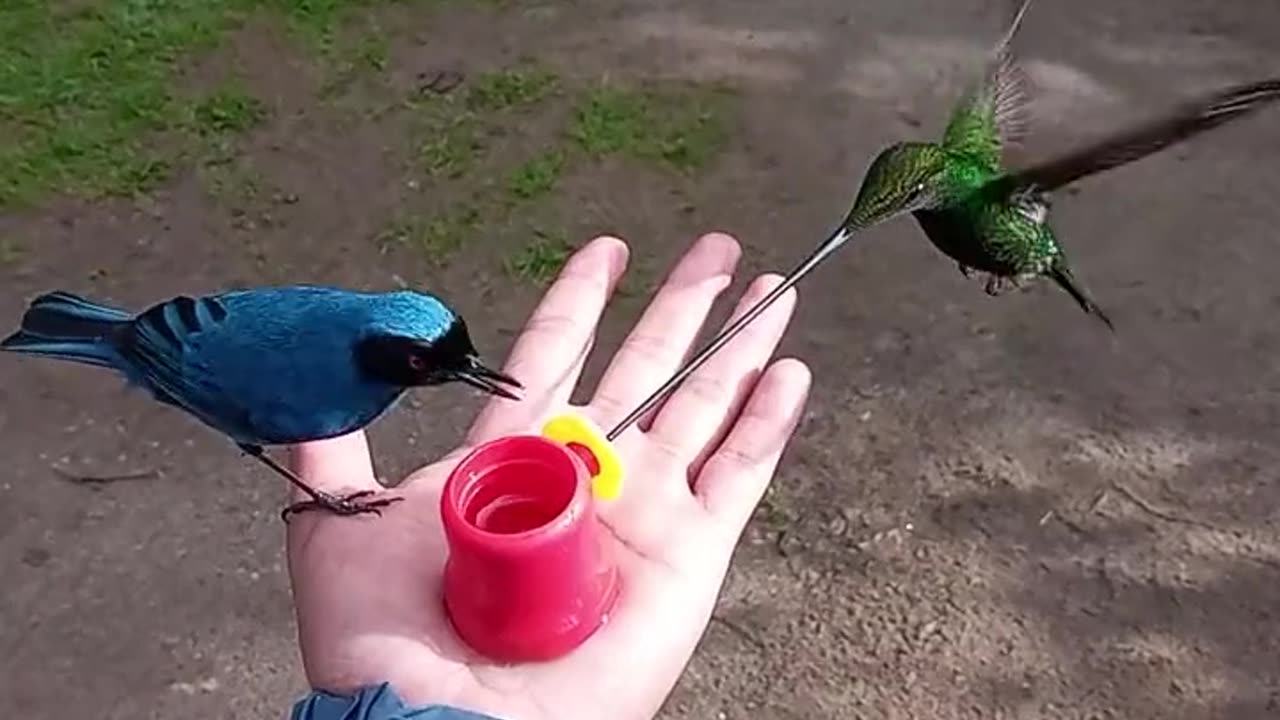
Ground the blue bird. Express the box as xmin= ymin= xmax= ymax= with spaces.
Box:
xmin=0 ymin=285 xmax=523 ymax=520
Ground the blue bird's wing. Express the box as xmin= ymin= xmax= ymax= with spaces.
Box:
xmin=113 ymin=294 xmax=251 ymax=439
xmin=114 ymin=286 xmax=416 ymax=446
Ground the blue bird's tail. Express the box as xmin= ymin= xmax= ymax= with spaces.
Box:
xmin=0 ymin=291 xmax=133 ymax=368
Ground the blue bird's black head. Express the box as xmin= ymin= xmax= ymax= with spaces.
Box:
xmin=354 ymin=292 xmax=522 ymax=401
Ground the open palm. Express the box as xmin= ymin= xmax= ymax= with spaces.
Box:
xmin=284 ymin=233 xmax=811 ymax=720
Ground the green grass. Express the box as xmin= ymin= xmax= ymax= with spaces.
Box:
xmin=465 ymin=63 xmax=559 ymax=112
xmin=189 ymin=81 xmax=269 ymax=136
xmin=570 ymin=84 xmax=729 ymax=173
xmin=418 ymin=116 xmax=485 ymax=178
xmin=420 ymin=204 xmax=483 ymax=258
xmin=0 ymin=0 xmax=263 ymax=207
xmin=506 ymin=228 xmax=573 ymax=285
xmin=0 ymin=0 xmax=729 ymax=287
xmin=314 ymin=17 xmax=392 ymax=98
xmin=0 ymin=0 xmax=443 ymax=209
xmin=0 ymin=237 xmax=24 ymax=267
xmin=376 ymin=203 xmax=483 ymax=264
xmin=409 ymin=64 xmax=560 ymax=183
xmin=353 ymin=30 xmax=389 ymax=72
xmin=391 ymin=69 xmax=733 ymax=272
xmin=507 ymin=150 xmax=565 ymax=200
xmin=271 ymin=0 xmax=391 ymax=49
xmin=201 ymin=156 xmax=275 ymax=216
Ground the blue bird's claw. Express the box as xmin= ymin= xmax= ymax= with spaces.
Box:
xmin=235 ymin=442 xmax=404 ymax=522
xmin=279 ymin=489 xmax=404 ymax=522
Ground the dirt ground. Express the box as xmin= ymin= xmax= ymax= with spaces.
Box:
xmin=3 ymin=1 xmax=1280 ymax=718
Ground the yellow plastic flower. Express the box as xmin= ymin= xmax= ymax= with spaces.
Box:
xmin=541 ymin=412 xmax=624 ymax=501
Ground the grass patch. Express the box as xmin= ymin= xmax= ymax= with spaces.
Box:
xmin=270 ymin=0 xmax=388 ymax=49
xmin=570 ymin=84 xmax=730 ymax=173
xmin=352 ymin=30 xmax=389 ymax=72
xmin=418 ymin=116 xmax=485 ymax=178
xmin=420 ymin=204 xmax=483 ymax=259
xmin=507 ymin=150 xmax=565 ymax=200
xmin=409 ymin=63 xmax=559 ymax=182
xmin=315 ymin=18 xmax=392 ymax=98
xmin=465 ymin=63 xmax=559 ymax=112
xmin=376 ymin=203 xmax=484 ymax=264
xmin=0 ymin=237 xmax=24 ymax=267
xmin=506 ymin=228 xmax=573 ymax=285
xmin=385 ymin=62 xmax=736 ymax=277
xmin=0 ymin=0 xmax=262 ymax=207
xmin=0 ymin=0 xmax=424 ymax=209
xmin=188 ymin=81 xmax=269 ymax=136
xmin=201 ymin=157 xmax=269 ymax=215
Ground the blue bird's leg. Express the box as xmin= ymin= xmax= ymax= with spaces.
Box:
xmin=235 ymin=443 xmax=404 ymax=522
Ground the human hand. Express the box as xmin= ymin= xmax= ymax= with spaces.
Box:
xmin=284 ymin=232 xmax=812 ymax=720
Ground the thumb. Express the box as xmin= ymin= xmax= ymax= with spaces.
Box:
xmin=285 ymin=430 xmax=379 ymax=503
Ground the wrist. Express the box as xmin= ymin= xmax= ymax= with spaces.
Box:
xmin=290 ymin=682 xmax=507 ymax=720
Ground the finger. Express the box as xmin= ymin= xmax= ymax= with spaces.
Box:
xmin=586 ymin=232 xmax=741 ymax=429
xmin=467 ymin=236 xmax=629 ymax=444
xmin=285 ymin=430 xmax=379 ymax=501
xmin=692 ymin=358 xmax=811 ymax=532
xmin=643 ymin=273 xmax=797 ymax=468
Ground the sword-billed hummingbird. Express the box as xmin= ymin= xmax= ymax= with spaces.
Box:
xmin=844 ymin=0 xmax=1280 ymax=330
xmin=605 ymin=0 xmax=1280 ymax=440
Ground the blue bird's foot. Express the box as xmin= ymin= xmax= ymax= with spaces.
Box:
xmin=234 ymin=442 xmax=404 ymax=523
xmin=280 ymin=489 xmax=404 ymax=522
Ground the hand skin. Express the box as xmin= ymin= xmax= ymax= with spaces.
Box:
xmin=284 ymin=232 xmax=811 ymax=720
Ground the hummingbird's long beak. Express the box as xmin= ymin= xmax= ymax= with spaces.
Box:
xmin=604 ymin=223 xmax=858 ymax=441
xmin=455 ymin=356 xmax=524 ymax=401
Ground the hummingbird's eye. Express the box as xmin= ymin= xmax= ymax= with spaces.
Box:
xmin=408 ymin=354 xmax=426 ymax=371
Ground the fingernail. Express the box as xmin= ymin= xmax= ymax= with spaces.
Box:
xmin=707 ymin=273 xmax=733 ymax=293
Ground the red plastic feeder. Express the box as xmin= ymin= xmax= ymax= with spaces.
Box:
xmin=440 ymin=433 xmax=620 ymax=662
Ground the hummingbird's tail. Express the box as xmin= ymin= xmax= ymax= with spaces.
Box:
xmin=1047 ymin=263 xmax=1115 ymax=332
xmin=0 ymin=290 xmax=132 ymax=367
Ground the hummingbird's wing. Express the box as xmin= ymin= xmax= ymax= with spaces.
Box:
xmin=983 ymin=78 xmax=1280 ymax=198
xmin=940 ymin=0 xmax=1034 ymax=173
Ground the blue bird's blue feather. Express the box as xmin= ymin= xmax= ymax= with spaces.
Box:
xmin=0 ymin=291 xmax=132 ymax=368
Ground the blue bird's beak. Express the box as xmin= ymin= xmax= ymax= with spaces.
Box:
xmin=455 ymin=355 xmax=524 ymax=401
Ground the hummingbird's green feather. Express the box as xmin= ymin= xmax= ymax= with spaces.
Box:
xmin=844 ymin=142 xmax=949 ymax=228
xmin=940 ymin=0 xmax=1033 ymax=173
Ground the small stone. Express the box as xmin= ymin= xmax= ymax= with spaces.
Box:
xmin=21 ymin=547 xmax=51 ymax=567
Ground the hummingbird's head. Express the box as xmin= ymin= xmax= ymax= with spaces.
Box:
xmin=845 ymin=142 xmax=949 ymax=229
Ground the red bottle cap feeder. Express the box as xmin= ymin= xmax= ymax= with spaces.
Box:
xmin=440 ymin=412 xmax=624 ymax=662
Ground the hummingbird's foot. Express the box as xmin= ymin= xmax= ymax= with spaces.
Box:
xmin=957 ymin=262 xmax=974 ymax=279
xmin=984 ymin=273 xmax=1031 ymax=296
xmin=984 ymin=275 xmax=1010 ymax=296
xmin=280 ymin=489 xmax=404 ymax=522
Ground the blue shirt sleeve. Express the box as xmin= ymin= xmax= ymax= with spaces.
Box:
xmin=290 ymin=683 xmax=506 ymax=720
